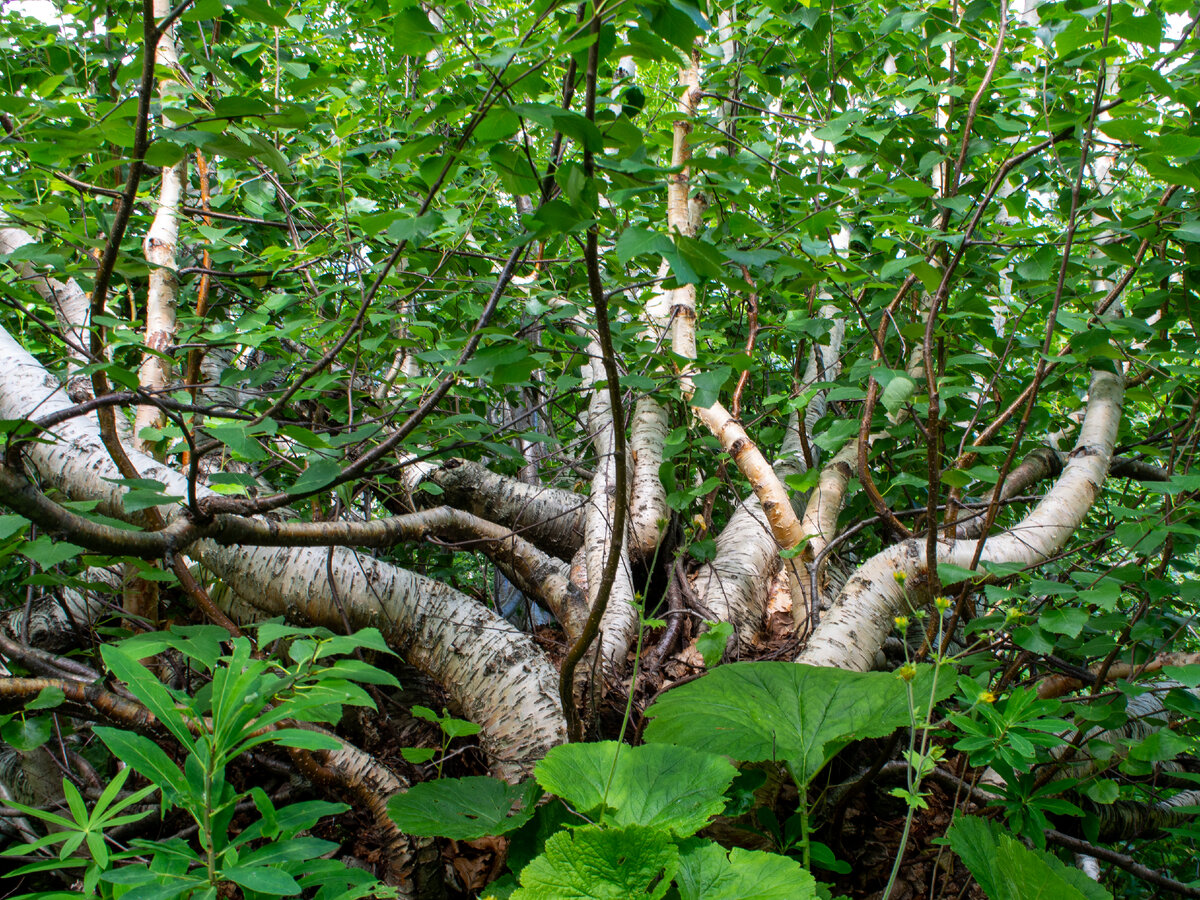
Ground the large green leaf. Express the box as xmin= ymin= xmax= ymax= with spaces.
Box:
xmin=644 ymin=662 xmax=953 ymax=786
xmin=674 ymin=839 xmax=818 ymax=900
xmin=512 ymin=825 xmax=678 ymax=900
xmin=534 ymin=741 xmax=736 ymax=838
xmin=945 ymin=816 xmax=1111 ymax=900
xmin=386 ymin=776 xmax=541 ymax=839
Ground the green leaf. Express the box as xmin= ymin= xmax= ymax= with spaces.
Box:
xmin=392 ymin=6 xmax=441 ymax=55
xmin=289 ymin=457 xmax=342 ymax=495
xmin=674 ymin=838 xmax=818 ymax=900
xmin=92 ymin=727 xmax=189 ymax=805
xmin=1081 ymin=779 xmax=1119 ymax=804
xmin=644 ymin=661 xmax=953 ymax=787
xmin=101 ymin=645 xmax=193 ymax=748
xmin=0 ymin=715 xmax=52 ymax=751
xmin=205 ymin=424 xmax=269 ymax=461
xmin=26 ymin=685 xmax=65 ymax=711
xmin=322 ymin=658 xmax=401 ymax=687
xmin=691 ymin=367 xmax=732 ymax=410
xmin=121 ymin=488 xmax=184 ymax=512
xmin=386 ymin=776 xmax=541 ymax=839
xmin=238 ymin=836 xmax=339 ymax=868
xmin=222 ymin=864 xmax=301 ymax=895
xmin=534 ymin=742 xmax=736 ymax=838
xmin=0 ymin=515 xmax=30 ymax=539
xmin=945 ymin=815 xmax=1111 ymax=900
xmin=696 ymin=622 xmax=732 ymax=668
xmin=384 ymin=212 xmax=443 ymax=244
xmin=262 ymin=728 xmax=345 ymax=750
xmin=1127 ymin=729 xmax=1190 ymax=763
xmin=21 ymin=536 xmax=84 ymax=570
xmin=512 ymin=825 xmax=678 ymax=900
xmin=880 ymin=374 xmax=915 ymax=417
xmin=401 ymin=747 xmax=437 ymax=764
xmin=1174 ymin=220 xmax=1200 ymax=243
xmin=439 ymin=717 xmax=482 ymax=739
xmin=615 ymin=227 xmax=673 ymax=265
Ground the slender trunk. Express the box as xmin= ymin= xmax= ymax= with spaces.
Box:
xmin=627 ymin=396 xmax=669 ymax=556
xmin=133 ymin=0 xmax=185 ymax=452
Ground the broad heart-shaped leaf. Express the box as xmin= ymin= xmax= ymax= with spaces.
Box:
xmin=0 ymin=715 xmax=52 ymax=751
xmin=386 ymin=776 xmax=541 ymax=839
xmin=644 ymin=662 xmax=953 ymax=787
xmin=534 ymin=741 xmax=736 ymax=838
xmin=674 ymin=838 xmax=818 ymax=900
xmin=512 ymin=824 xmax=678 ymax=900
xmin=945 ymin=816 xmax=1111 ymax=900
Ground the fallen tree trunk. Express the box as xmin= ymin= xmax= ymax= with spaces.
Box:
xmin=0 ymin=325 xmax=567 ymax=778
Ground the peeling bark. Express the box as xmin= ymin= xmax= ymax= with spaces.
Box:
xmin=204 ymin=542 xmax=563 ymax=780
xmin=692 ymin=498 xmax=779 ymax=649
xmin=408 ymin=457 xmax=584 ymax=560
xmin=0 ymin=325 xmax=567 ymax=777
xmin=1096 ymin=789 xmax=1200 ymax=843
xmin=793 ymin=441 xmax=858 ymax=631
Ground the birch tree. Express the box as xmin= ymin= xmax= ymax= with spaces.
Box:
xmin=1 ymin=0 xmax=1200 ymax=894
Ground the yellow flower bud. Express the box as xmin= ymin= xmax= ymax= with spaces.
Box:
xmin=934 ymin=595 xmax=951 ymax=612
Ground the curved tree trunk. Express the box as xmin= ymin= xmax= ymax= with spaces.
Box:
xmin=407 ymin=457 xmax=585 ymax=560
xmin=800 ymin=369 xmax=1124 ymax=671
xmin=204 ymin=542 xmax=564 ymax=780
xmin=692 ymin=498 xmax=778 ymax=650
xmin=0 ymin=325 xmax=567 ymax=778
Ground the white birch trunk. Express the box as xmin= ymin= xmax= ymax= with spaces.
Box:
xmin=692 ymin=498 xmax=779 ymax=648
xmin=407 ymin=457 xmax=585 ymax=560
xmin=799 ymin=369 xmax=1124 ymax=671
xmin=134 ymin=0 xmax=186 ymax=452
xmin=581 ymin=358 xmax=638 ymax=675
xmin=0 ymin=228 xmax=93 ymax=396
xmin=627 ymin=396 xmax=669 ymax=556
xmin=0 ymin=325 xmax=567 ymax=777
xmin=792 ymin=440 xmax=858 ymax=630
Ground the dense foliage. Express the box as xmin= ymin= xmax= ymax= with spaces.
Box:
xmin=1 ymin=0 xmax=1200 ymax=896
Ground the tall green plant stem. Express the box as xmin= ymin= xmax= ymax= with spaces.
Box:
xmin=881 ymin=613 xmax=944 ymax=900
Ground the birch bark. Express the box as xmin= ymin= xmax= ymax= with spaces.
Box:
xmin=0 ymin=325 xmax=566 ymax=776
xmin=133 ymin=0 xmax=186 ymax=452
xmin=799 ymin=369 xmax=1124 ymax=671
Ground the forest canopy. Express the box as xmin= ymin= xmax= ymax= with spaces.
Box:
xmin=1 ymin=0 xmax=1200 ymax=897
